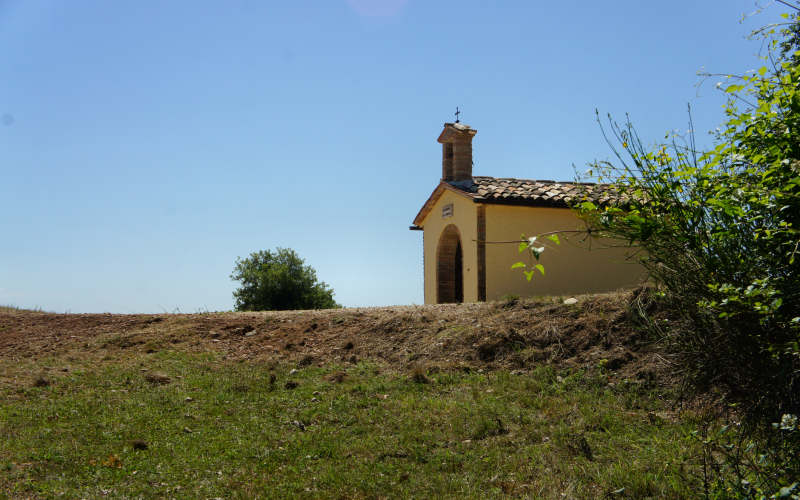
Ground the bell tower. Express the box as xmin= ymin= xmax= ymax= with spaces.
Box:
xmin=438 ymin=122 xmax=477 ymax=184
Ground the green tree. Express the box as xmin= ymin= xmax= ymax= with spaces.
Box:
xmin=230 ymin=248 xmax=340 ymax=311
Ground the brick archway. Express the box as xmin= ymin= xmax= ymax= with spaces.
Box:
xmin=436 ymin=224 xmax=463 ymax=303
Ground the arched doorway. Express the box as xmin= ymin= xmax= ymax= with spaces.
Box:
xmin=436 ymin=224 xmax=464 ymax=303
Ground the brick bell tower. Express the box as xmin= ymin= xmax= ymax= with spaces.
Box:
xmin=437 ymin=121 xmax=477 ymax=187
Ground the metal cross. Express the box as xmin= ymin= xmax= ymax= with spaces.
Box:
xmin=454 ymin=107 xmax=461 ymax=123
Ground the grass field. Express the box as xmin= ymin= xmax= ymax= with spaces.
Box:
xmin=0 ymin=295 xmax=720 ymax=498
xmin=1 ymin=350 xmax=703 ymax=498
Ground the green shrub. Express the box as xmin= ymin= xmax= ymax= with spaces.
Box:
xmin=579 ymin=8 xmax=800 ymax=424
xmin=571 ymin=8 xmax=800 ymax=495
xmin=230 ymin=247 xmax=340 ymax=311
xmin=694 ymin=414 xmax=799 ymax=498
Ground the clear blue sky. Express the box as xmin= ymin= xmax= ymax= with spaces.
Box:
xmin=0 ymin=0 xmax=789 ymax=312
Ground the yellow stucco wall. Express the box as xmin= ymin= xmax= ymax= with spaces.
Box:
xmin=484 ymin=205 xmax=646 ymax=300
xmin=421 ymin=189 xmax=479 ymax=304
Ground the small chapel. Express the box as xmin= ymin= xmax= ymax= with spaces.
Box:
xmin=410 ymin=121 xmax=646 ymax=304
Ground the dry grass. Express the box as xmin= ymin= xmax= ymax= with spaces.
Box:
xmin=0 ymin=289 xmax=667 ymax=385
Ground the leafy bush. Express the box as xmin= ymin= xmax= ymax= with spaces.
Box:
xmin=573 ymin=10 xmax=800 ymax=491
xmin=578 ymin=8 xmax=800 ymax=424
xmin=693 ymin=414 xmax=799 ymax=499
xmin=230 ymin=248 xmax=340 ymax=311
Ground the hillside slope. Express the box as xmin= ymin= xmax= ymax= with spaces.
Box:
xmin=1 ymin=290 xmax=705 ymax=499
xmin=0 ymin=289 xmax=663 ymax=382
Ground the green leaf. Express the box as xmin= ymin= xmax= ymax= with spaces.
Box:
xmin=535 ymin=264 xmax=545 ymax=275
xmin=547 ymin=234 xmax=561 ymax=245
xmin=511 ymin=262 xmax=526 ymax=269
xmin=524 ymin=271 xmax=535 ymax=281
xmin=518 ymin=241 xmax=528 ymax=253
xmin=777 ymin=483 xmax=798 ymax=498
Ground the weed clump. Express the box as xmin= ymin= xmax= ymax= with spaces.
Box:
xmin=566 ymin=434 xmax=593 ymax=461
xmin=472 ymin=418 xmax=508 ymax=440
xmin=326 ymin=371 xmax=347 ymax=383
xmin=130 ymin=440 xmax=148 ymax=451
xmin=32 ymin=376 xmax=49 ymax=388
xmin=297 ymin=355 xmax=314 ymax=368
xmin=500 ymin=294 xmax=520 ymax=308
xmin=144 ymin=372 xmax=171 ymax=385
xmin=409 ymin=366 xmax=430 ymax=384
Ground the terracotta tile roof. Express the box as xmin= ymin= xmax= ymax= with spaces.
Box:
xmin=411 ymin=176 xmax=619 ymax=228
xmin=462 ymin=176 xmax=617 ymax=207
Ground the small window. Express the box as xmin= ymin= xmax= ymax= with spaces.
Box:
xmin=442 ymin=203 xmax=453 ymax=218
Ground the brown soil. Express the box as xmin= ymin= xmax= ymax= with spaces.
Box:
xmin=0 ymin=289 xmax=668 ymax=381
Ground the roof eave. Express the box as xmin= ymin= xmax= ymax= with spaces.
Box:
xmin=411 ymin=181 xmax=478 ymax=227
xmin=476 ymin=198 xmax=572 ymax=209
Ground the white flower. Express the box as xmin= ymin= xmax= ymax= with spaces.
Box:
xmin=779 ymin=414 xmax=797 ymax=431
